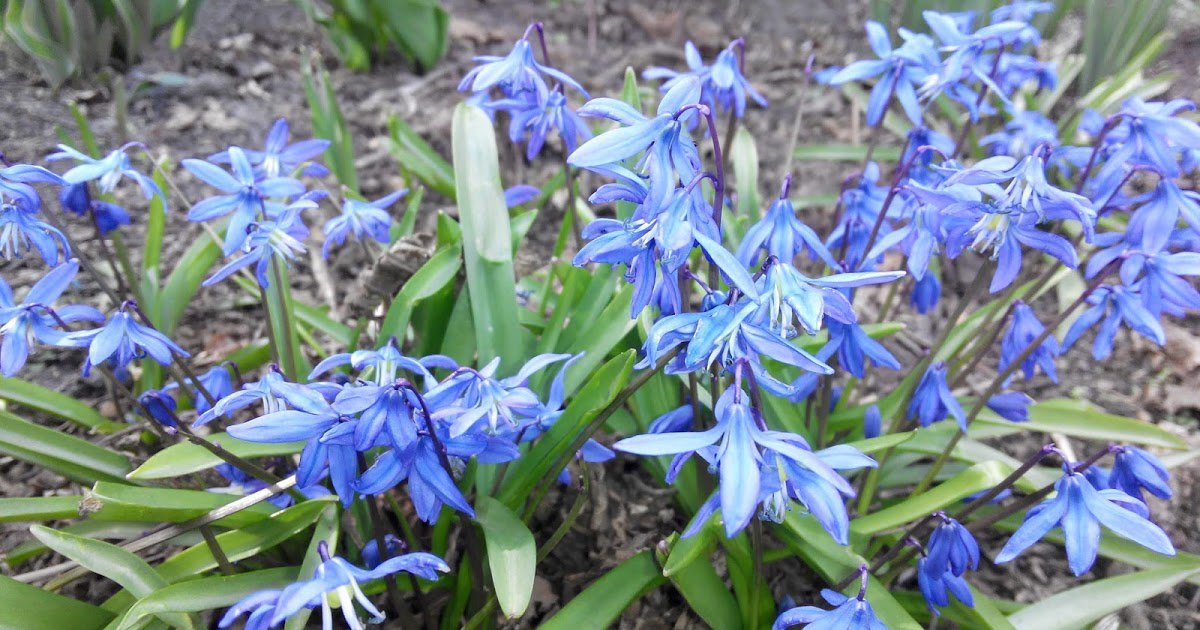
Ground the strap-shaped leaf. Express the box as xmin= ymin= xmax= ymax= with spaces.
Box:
xmin=284 ymin=504 xmax=340 ymax=630
xmin=0 ymin=377 xmax=119 ymax=432
xmin=475 ymin=496 xmax=537 ymax=619
xmin=539 ymin=551 xmax=665 ymax=630
xmin=111 ymin=568 xmax=299 ymax=630
xmin=87 ymin=482 xmax=276 ymax=528
xmin=388 ymin=114 xmax=455 ymax=199
xmin=852 ymin=461 xmax=1011 ymax=535
xmin=1007 ymin=566 xmax=1200 ymax=630
xmin=0 ymin=411 xmax=130 ymax=483
xmin=0 ymin=574 xmax=114 ymax=630
xmin=127 ymin=432 xmax=304 ymax=480
xmin=0 ymin=496 xmax=80 ymax=522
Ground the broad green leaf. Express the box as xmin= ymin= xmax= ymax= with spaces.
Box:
xmin=497 ymin=351 xmax=634 ymax=510
xmin=845 ymin=431 xmax=915 ymax=454
xmin=620 ymin=66 xmax=643 ymax=112
xmin=731 ymin=127 xmax=760 ymax=219
xmin=86 ymin=482 xmax=276 ymax=528
xmin=560 ymin=285 xmax=636 ymax=396
xmin=127 ymin=432 xmax=304 ymax=480
xmin=0 ymin=377 xmax=120 ymax=432
xmin=0 ymin=410 xmax=130 ymax=483
xmin=793 ymin=143 xmax=902 ymax=163
xmin=663 ymin=532 xmax=741 ymax=629
xmin=0 ymin=495 xmax=80 ymax=522
xmin=1007 ymin=566 xmax=1199 ymax=630
xmin=852 ymin=461 xmax=1011 ymax=535
xmin=113 ymin=568 xmax=299 ymax=630
xmin=540 ymin=551 xmax=665 ymax=630
xmin=0 ymin=574 xmax=114 ymax=630
xmin=141 ymin=163 xmax=168 ymax=278
xmin=303 ymin=57 xmax=357 ymax=191
xmin=374 ymin=0 xmax=448 ymax=70
xmin=284 ymin=504 xmax=340 ymax=630
xmin=30 ymin=526 xmax=194 ymax=629
xmin=4 ymin=521 xmax=155 ymax=567
xmin=475 ymin=496 xmax=536 ymax=619
xmin=388 ymin=114 xmax=455 ymax=199
xmin=378 ymin=241 xmax=463 ymax=342
xmin=661 ymin=524 xmax=716 ymax=577
xmin=979 ymin=398 xmax=1186 ymax=450
xmin=452 ymin=103 xmax=527 ymax=368
xmin=158 ymin=233 xmax=220 ymax=334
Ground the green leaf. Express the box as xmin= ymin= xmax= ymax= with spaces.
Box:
xmin=373 ymin=0 xmax=448 ymax=70
xmin=86 ymin=482 xmax=276 ymax=528
xmin=0 ymin=377 xmax=121 ymax=432
xmin=497 ymin=351 xmax=635 ymax=509
xmin=845 ymin=431 xmax=916 ymax=454
xmin=793 ymin=143 xmax=902 ymax=163
xmin=852 ymin=461 xmax=1011 ymax=535
xmin=284 ymin=504 xmax=340 ymax=630
xmin=0 ymin=410 xmax=130 ymax=483
xmin=379 ymin=241 xmax=463 ymax=342
xmin=141 ymin=162 xmax=168 ymax=279
xmin=475 ymin=496 xmax=537 ymax=619
xmin=730 ymin=127 xmax=760 ymax=219
xmin=127 ymin=432 xmax=305 ymax=480
xmin=30 ymin=525 xmax=194 ymax=629
xmin=664 ymin=534 xmax=741 ymax=629
xmin=112 ymin=568 xmax=299 ymax=630
xmin=661 ymin=523 xmax=716 ymax=577
xmin=158 ymin=233 xmax=220 ymax=334
xmin=539 ymin=551 xmax=666 ymax=630
xmin=4 ymin=521 xmax=155 ymax=567
xmin=452 ymin=103 xmax=527 ymax=368
xmin=1007 ymin=566 xmax=1200 ymax=630
xmin=979 ymin=398 xmax=1186 ymax=450
xmin=559 ymin=284 xmax=636 ymax=395
xmin=388 ymin=113 xmax=455 ymax=199
xmin=0 ymin=495 xmax=80 ymax=522
xmin=620 ymin=66 xmax=643 ymax=112
xmin=0 ymin=574 xmax=114 ymax=630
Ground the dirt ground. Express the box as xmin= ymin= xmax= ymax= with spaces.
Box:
xmin=1 ymin=0 xmax=1199 ymax=627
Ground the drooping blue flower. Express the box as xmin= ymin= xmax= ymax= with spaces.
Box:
xmin=0 ymin=260 xmax=101 ymax=376
xmin=754 ymin=443 xmax=876 ymax=544
xmin=943 ymin=153 xmax=1095 ymax=236
xmin=360 ymin=535 xmax=405 ymax=570
xmin=1125 ymin=179 xmax=1200 ymax=252
xmin=569 ymin=76 xmax=704 ymax=213
xmin=195 ymin=366 xmax=292 ymax=426
xmin=164 ymin=364 xmax=237 ymax=415
xmin=826 ymin=22 xmax=939 ymax=125
xmin=1109 ymin=445 xmax=1172 ymax=502
xmin=46 ymin=143 xmax=160 ymax=198
xmin=908 ymin=362 xmax=966 ymax=430
xmin=204 ymin=200 xmax=317 ymax=288
xmin=459 ymin=28 xmax=588 ymax=98
xmin=826 ymin=163 xmax=895 ymax=271
xmin=1061 ymin=285 xmax=1165 ymax=360
xmin=58 ymin=183 xmax=131 ymax=235
xmin=737 ymin=178 xmax=839 ymax=269
xmin=309 ymin=338 xmax=451 ymax=390
xmin=1095 ymin=98 xmax=1200 ymax=182
xmin=495 ymin=80 xmax=592 ymax=161
xmin=219 ymin=543 xmax=449 ymax=630
xmin=321 ymin=190 xmax=406 ymax=258
xmin=208 ymin=118 xmax=330 ymax=179
xmin=503 ymin=184 xmax=540 ymax=208
xmin=910 ymin=269 xmax=941 ymax=313
xmin=926 ymin=514 xmax=979 ymax=577
xmin=137 ymin=389 xmax=179 ymax=429
xmin=980 ymin=110 xmax=1059 ymax=158
xmin=863 ymin=405 xmax=882 ymax=438
xmin=644 ymin=39 xmax=767 ymax=118
xmin=986 ymin=391 xmax=1034 ymax=422
xmin=62 ymin=301 xmax=188 ymax=376
xmin=183 ymin=147 xmax=308 ymax=255
xmin=920 ymin=12 xmax=1033 ymax=110
xmin=773 ymin=588 xmax=887 ymax=630
xmin=424 ymin=354 xmax=569 ymax=438
xmin=917 ymin=555 xmax=974 ymax=614
xmin=812 ymin=320 xmax=903 ymax=381
xmin=865 ymin=197 xmax=946 ymax=282
xmin=999 ymin=300 xmax=1059 ymax=383
xmin=641 ymin=299 xmax=831 ymax=398
xmin=757 ymin=261 xmax=904 ymax=336
xmin=995 ymin=466 xmax=1174 ymax=575
xmin=0 ymin=195 xmax=70 ymax=265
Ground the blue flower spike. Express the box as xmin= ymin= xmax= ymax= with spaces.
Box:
xmin=774 ymin=566 xmax=887 ymax=629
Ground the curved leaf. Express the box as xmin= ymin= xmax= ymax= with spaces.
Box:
xmin=540 ymin=551 xmax=666 ymax=630
xmin=475 ymin=496 xmax=536 ymax=619
xmin=0 ymin=496 xmax=80 ymax=522
xmin=0 ymin=377 xmax=120 ymax=432
xmin=0 ymin=411 xmax=130 ymax=483
xmin=112 ymin=568 xmax=299 ymax=630
xmin=1007 ymin=567 xmax=1200 ymax=630
xmin=127 ymin=433 xmax=304 ymax=480
xmin=87 ymin=482 xmax=276 ymax=528
xmin=0 ymin=575 xmax=113 ymax=630
xmin=852 ymin=461 xmax=1011 ymax=535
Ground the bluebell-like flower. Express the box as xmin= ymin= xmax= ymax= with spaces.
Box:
xmin=995 ymin=466 xmax=1174 ymax=575
xmin=0 ymin=196 xmax=70 ymax=265
xmin=981 ymin=110 xmax=1059 ymax=158
xmin=926 ymin=514 xmax=979 ymax=577
xmin=644 ymin=40 xmax=767 ymax=118
xmin=0 ymin=260 xmax=101 ymax=376
xmin=495 ymin=80 xmax=592 ymax=160
xmin=204 ymin=201 xmax=316 ymax=288
xmin=991 ymin=1 xmax=1054 ymax=25
xmin=1109 ymin=445 xmax=1172 ymax=502
xmin=62 ymin=301 xmax=188 ymax=376
xmin=642 ymin=299 xmax=831 ymax=398
xmin=917 ymin=555 xmax=974 ymax=613
xmin=1096 ymin=98 xmax=1200 ymax=182
xmin=458 ymin=29 xmax=587 ymax=98
xmin=165 ymin=364 xmax=237 ymax=415
xmin=46 ymin=143 xmax=160 ymax=198
xmin=911 ymin=269 xmax=941 ymax=313
xmin=986 ymin=391 xmax=1034 ymax=422
xmin=758 ymin=261 xmax=904 ymax=336
xmin=1125 ymin=179 xmax=1200 ymax=252
xmin=309 ymin=339 xmax=451 ymax=390
xmin=920 ymin=12 xmax=1032 ymax=108
xmin=773 ymin=588 xmax=887 ymax=630
xmin=865 ymin=199 xmax=946 ymax=282
xmin=908 ymin=362 xmax=965 ymax=430
xmin=504 ymin=184 xmax=540 ymax=208
xmin=58 ymin=183 xmax=131 ymax=235
xmin=826 ymin=163 xmax=895 ymax=271
xmin=219 ymin=543 xmax=448 ymax=630
xmin=1 ymin=163 xmax=64 ymax=203
xmin=863 ymin=405 xmax=882 ymax=438
xmin=943 ymin=153 xmax=1095 ymax=236
xmin=138 ymin=389 xmax=179 ymax=429
xmin=737 ymin=178 xmax=839 ymax=269
xmin=425 ymin=353 xmax=569 ymax=437
xmin=999 ymin=300 xmax=1058 ymax=383
xmin=322 ymin=190 xmax=406 ymax=257
xmin=183 ymin=147 xmax=308 ymax=255
xmin=1062 ymin=285 xmax=1165 ymax=360
xmin=196 ymin=366 xmax=293 ymax=426
xmin=754 ymin=443 xmax=876 ymax=543
xmin=569 ymin=76 xmax=703 ymax=213
xmin=827 ymin=22 xmax=939 ymax=125
xmin=209 ymin=118 xmax=330 ymax=179
xmin=812 ymin=320 xmax=903 ymax=381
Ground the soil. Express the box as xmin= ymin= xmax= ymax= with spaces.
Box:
xmin=1 ymin=0 xmax=1199 ymax=628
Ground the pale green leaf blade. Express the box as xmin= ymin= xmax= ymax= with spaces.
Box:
xmin=475 ymin=496 xmax=537 ymax=619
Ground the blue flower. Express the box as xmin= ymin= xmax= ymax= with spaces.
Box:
xmin=986 ymin=391 xmax=1034 ymax=422
xmin=1062 ymin=285 xmax=1165 ymax=360
xmin=219 ymin=543 xmax=448 ymax=630
xmin=1124 ymin=179 xmax=1200 ymax=252
xmin=999 ymin=300 xmax=1059 ymax=383
xmin=641 ymin=300 xmax=831 ymax=398
xmin=204 ymin=201 xmax=317 ymax=288
xmin=813 ymin=320 xmax=903 ymax=380
xmin=754 ymin=443 xmax=876 ymax=543
xmin=164 ymin=365 xmax=236 ymax=415
xmin=908 ymin=362 xmax=965 ymax=430
xmin=46 ymin=143 xmax=160 ymax=198
xmin=773 ymin=588 xmax=887 ymax=630
xmin=510 ymin=354 xmax=613 ymax=482
xmin=917 ymin=555 xmax=974 ymax=613
xmin=0 ymin=196 xmax=70 ymax=265
xmin=0 ymin=260 xmax=101 ymax=376
xmin=321 ymin=190 xmax=406 ymax=257
xmin=943 ymin=153 xmax=1095 ymax=236
xmin=138 ymin=389 xmax=179 ymax=429
xmin=495 ymin=80 xmax=592 ymax=160
xmin=644 ymin=40 xmax=767 ymax=118
xmin=458 ymin=30 xmax=587 ymax=98
xmin=182 ymin=147 xmax=308 ymax=255
xmin=309 ymin=339 xmax=451 ymax=389
xmin=827 ymin=22 xmax=939 ymax=125
xmin=569 ymin=76 xmax=703 ymax=213
xmin=980 ymin=110 xmax=1059 ymax=158
xmin=196 ymin=367 xmax=292 ymax=426
xmin=360 ymin=535 xmax=405 ymax=570
xmin=910 ymin=270 xmax=941 ymax=313
xmin=826 ymin=163 xmax=895 ymax=270
xmin=1109 ymin=445 xmax=1172 ymax=502
xmin=58 ymin=183 xmax=131 ymax=235
xmin=1097 ymin=98 xmax=1200 ymax=181
xmin=425 ymin=354 xmax=569 ymax=437
xmin=757 ymin=262 xmax=904 ymax=336
xmin=737 ymin=178 xmax=839 ymax=269
xmin=925 ymin=514 xmax=979 ymax=577
xmin=208 ymin=118 xmax=330 ymax=179
xmin=995 ymin=466 xmax=1174 ymax=575
xmin=863 ymin=405 xmax=882 ymax=438
xmin=62 ymin=301 xmax=188 ymax=376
